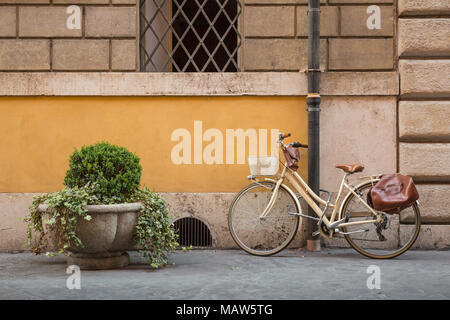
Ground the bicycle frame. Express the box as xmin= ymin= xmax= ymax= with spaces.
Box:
xmin=257 ymin=164 xmax=383 ymax=236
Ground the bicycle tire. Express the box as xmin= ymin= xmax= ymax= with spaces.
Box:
xmin=228 ymin=181 xmax=301 ymax=256
xmin=340 ymin=181 xmax=421 ymax=259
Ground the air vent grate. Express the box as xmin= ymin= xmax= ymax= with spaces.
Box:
xmin=174 ymin=217 xmax=213 ymax=247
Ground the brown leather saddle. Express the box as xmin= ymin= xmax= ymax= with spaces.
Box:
xmin=335 ymin=164 xmax=364 ymax=174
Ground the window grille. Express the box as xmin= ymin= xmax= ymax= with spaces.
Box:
xmin=139 ymin=0 xmax=242 ymax=72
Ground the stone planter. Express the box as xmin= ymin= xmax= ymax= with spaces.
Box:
xmin=38 ymin=203 xmax=143 ymax=270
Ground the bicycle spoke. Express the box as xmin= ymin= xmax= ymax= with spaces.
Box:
xmin=229 ymin=182 xmax=300 ymax=256
xmin=340 ymin=181 xmax=421 ymax=259
xmin=233 ymin=208 xmax=259 ymax=216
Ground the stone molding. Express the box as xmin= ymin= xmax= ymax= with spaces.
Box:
xmin=0 ymin=72 xmax=398 ymax=96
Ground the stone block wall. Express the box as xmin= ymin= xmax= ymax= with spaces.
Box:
xmin=397 ymin=0 xmax=450 ymax=248
xmin=0 ymin=1 xmax=137 ymax=71
xmin=242 ymin=0 xmax=395 ymax=71
xmin=0 ymin=0 xmax=395 ymax=72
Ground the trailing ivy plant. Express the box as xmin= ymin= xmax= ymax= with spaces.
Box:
xmin=25 ymin=142 xmax=181 ymax=269
xmin=25 ymin=184 xmax=97 ymax=256
xmin=131 ymin=188 xmax=179 ymax=268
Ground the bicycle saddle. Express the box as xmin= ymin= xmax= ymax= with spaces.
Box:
xmin=335 ymin=164 xmax=364 ymax=173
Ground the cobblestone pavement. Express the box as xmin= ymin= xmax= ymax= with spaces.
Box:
xmin=1 ymin=249 xmax=449 ymax=300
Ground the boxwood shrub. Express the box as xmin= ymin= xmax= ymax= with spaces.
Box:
xmin=64 ymin=142 xmax=142 ymax=203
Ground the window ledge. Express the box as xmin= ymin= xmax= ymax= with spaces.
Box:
xmin=0 ymin=72 xmax=398 ymax=96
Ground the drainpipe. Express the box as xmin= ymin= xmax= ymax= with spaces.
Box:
xmin=306 ymin=0 xmax=321 ymax=252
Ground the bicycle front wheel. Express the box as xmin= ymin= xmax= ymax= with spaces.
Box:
xmin=340 ymin=181 xmax=421 ymax=259
xmin=228 ymin=181 xmax=300 ymax=256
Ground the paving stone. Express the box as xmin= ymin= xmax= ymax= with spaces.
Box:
xmin=1 ymin=250 xmax=449 ymax=299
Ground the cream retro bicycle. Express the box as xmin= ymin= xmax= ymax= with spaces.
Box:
xmin=228 ymin=132 xmax=421 ymax=259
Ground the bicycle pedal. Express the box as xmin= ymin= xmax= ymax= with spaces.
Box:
xmin=312 ymin=231 xmax=320 ymax=237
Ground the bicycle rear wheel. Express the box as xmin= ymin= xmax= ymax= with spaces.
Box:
xmin=340 ymin=181 xmax=421 ymax=259
xmin=228 ymin=181 xmax=300 ymax=256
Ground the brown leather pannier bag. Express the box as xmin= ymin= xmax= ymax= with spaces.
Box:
xmin=368 ymin=173 xmax=419 ymax=214
xmin=282 ymin=146 xmax=299 ymax=171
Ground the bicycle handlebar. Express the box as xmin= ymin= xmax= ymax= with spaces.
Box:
xmin=279 ymin=132 xmax=308 ymax=148
xmin=292 ymin=142 xmax=308 ymax=149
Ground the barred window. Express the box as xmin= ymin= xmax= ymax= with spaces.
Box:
xmin=139 ymin=0 xmax=242 ymax=72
